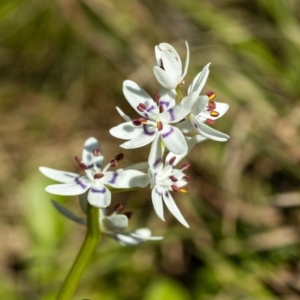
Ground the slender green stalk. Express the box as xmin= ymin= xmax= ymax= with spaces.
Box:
xmin=57 ymin=203 xmax=101 ymax=300
xmin=175 ymin=85 xmax=183 ymax=101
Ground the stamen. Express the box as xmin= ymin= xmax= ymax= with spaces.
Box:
xmin=114 ymin=203 xmax=124 ymax=213
xmin=92 ymin=148 xmax=101 ymax=157
xmin=157 ymin=121 xmax=163 ymax=131
xmin=110 ymin=160 xmax=118 ymax=167
xmin=181 ymin=162 xmax=191 ymax=171
xmin=159 ymin=59 xmax=165 ymax=70
xmin=123 ymin=211 xmax=133 ymax=219
xmin=169 ymin=156 xmax=176 ymax=165
xmin=169 ymin=176 xmax=178 ymax=182
xmin=94 ymin=172 xmax=104 ymax=179
xmin=182 ymin=175 xmax=191 ymax=182
xmin=171 ymin=185 xmax=179 ymax=192
xmin=210 ymin=111 xmax=219 ymax=117
xmin=74 ymin=156 xmax=88 ymax=170
xmin=159 ymin=105 xmax=164 ymax=113
xmin=206 ymin=91 xmax=216 ymax=100
xmin=179 ymin=187 xmax=188 ymax=193
xmin=114 ymin=153 xmax=124 ymax=161
xmin=137 ymin=103 xmax=147 ymax=112
xmin=206 ymin=119 xmax=215 ymax=125
xmin=132 ymin=118 xmax=147 ymax=126
xmin=153 ymin=93 xmax=161 ymax=103
xmin=207 ymin=100 xmax=216 ymax=111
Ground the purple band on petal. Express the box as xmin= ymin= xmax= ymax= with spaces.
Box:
xmin=155 ymin=187 xmax=162 ymax=196
xmin=153 ymin=172 xmax=157 ymax=185
xmin=153 ymin=158 xmax=162 ymax=169
xmin=159 ymin=100 xmax=170 ymax=109
xmin=75 ymin=177 xmax=87 ymax=189
xmin=108 ymin=172 xmax=119 ymax=184
xmin=146 ymin=105 xmax=156 ymax=113
xmin=161 ymin=126 xmax=174 ymax=138
xmin=91 ymin=187 xmax=106 ymax=193
xmin=166 ymin=108 xmax=175 ymax=121
xmin=143 ymin=125 xmax=156 ymax=136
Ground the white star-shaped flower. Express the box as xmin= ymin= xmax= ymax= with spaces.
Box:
xmin=177 ymin=63 xmax=230 ymax=141
xmin=147 ymin=136 xmax=203 ymax=228
xmin=109 ymin=81 xmax=194 ymax=155
xmin=39 ymin=137 xmax=149 ymax=209
xmin=153 ymin=42 xmax=189 ymax=89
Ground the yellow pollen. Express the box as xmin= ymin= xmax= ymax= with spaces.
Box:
xmin=179 ymin=188 xmax=187 ymax=193
xmin=157 ymin=121 xmax=163 ymax=131
xmin=208 ymin=93 xmax=216 ymax=100
xmin=210 ymin=111 xmax=219 ymax=117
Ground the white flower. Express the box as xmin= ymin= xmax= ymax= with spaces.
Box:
xmin=147 ymin=136 xmax=203 ymax=228
xmin=109 ymin=81 xmax=194 ymax=155
xmin=51 ymin=200 xmax=163 ymax=246
xmin=177 ymin=64 xmax=230 ymax=142
xmin=153 ymin=42 xmax=189 ymax=89
xmin=39 ymin=137 xmax=149 ymax=209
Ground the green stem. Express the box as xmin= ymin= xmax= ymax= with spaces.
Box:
xmin=175 ymin=85 xmax=183 ymax=101
xmin=57 ymin=203 xmax=101 ymax=300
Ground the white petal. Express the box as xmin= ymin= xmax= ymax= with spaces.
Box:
xmin=158 ymin=87 xmax=176 ymax=111
xmin=39 ymin=167 xmax=79 ymax=183
xmin=191 ymin=114 xmax=230 ymax=142
xmin=116 ymin=106 xmax=131 ymax=121
xmin=124 ymin=162 xmax=148 ymax=172
xmin=153 ymin=66 xmax=178 ymax=89
xmin=82 ymin=137 xmax=104 ymax=168
xmin=123 ymin=80 xmax=157 ymax=117
xmin=120 ymin=128 xmax=157 ymax=149
xmin=51 ymin=200 xmax=87 ymax=225
xmin=161 ymin=50 xmax=181 ymax=78
xmin=199 ymin=102 xmax=229 ymax=120
xmin=46 ymin=180 xmax=90 ymax=196
xmin=88 ymin=185 xmax=111 ymax=208
xmin=160 ymin=124 xmax=187 ymax=155
xmin=162 ymin=189 xmax=189 ymax=228
xmin=131 ymin=228 xmax=163 ymax=240
xmin=188 ymin=63 xmax=210 ymax=95
xmin=151 ymin=186 xmax=165 ymax=222
xmin=101 ymin=214 xmax=128 ymax=233
xmin=109 ymin=121 xmax=144 ymax=140
xmin=158 ymin=43 xmax=182 ymax=69
xmin=181 ymin=41 xmax=190 ymax=80
xmin=113 ymin=233 xmax=145 ymax=246
xmin=175 ymin=119 xmax=194 ymax=134
xmin=191 ymin=96 xmax=209 ymax=116
xmin=148 ymin=135 xmax=164 ymax=169
xmin=105 ymin=170 xmax=149 ymax=188
xmin=161 ymin=93 xmax=194 ymax=123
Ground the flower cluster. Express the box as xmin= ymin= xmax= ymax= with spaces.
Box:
xmin=40 ymin=41 xmax=229 ymax=245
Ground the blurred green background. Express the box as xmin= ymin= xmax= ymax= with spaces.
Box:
xmin=1 ymin=0 xmax=300 ymax=299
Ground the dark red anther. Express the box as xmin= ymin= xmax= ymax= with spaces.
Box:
xmin=205 ymin=119 xmax=215 ymax=125
xmin=181 ymin=162 xmax=191 ymax=171
xmin=206 ymin=91 xmax=216 ymax=100
xmin=207 ymin=100 xmax=216 ymax=111
xmin=169 ymin=156 xmax=176 ymax=165
xmin=94 ymin=173 xmax=104 ymax=179
xmin=132 ymin=118 xmax=147 ymax=126
xmin=137 ymin=103 xmax=147 ymax=112
xmin=182 ymin=175 xmax=191 ymax=182
xmin=169 ymin=176 xmax=178 ymax=182
xmin=110 ymin=160 xmax=118 ymax=167
xmin=123 ymin=211 xmax=133 ymax=219
xmin=92 ymin=148 xmax=101 ymax=157
xmin=114 ymin=203 xmax=124 ymax=213
xmin=157 ymin=121 xmax=163 ymax=131
xmin=153 ymin=93 xmax=161 ymax=103
xmin=159 ymin=59 xmax=165 ymax=70
xmin=171 ymin=185 xmax=179 ymax=192
xmin=159 ymin=105 xmax=164 ymax=113
xmin=114 ymin=153 xmax=124 ymax=161
xmin=74 ymin=156 xmax=88 ymax=170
